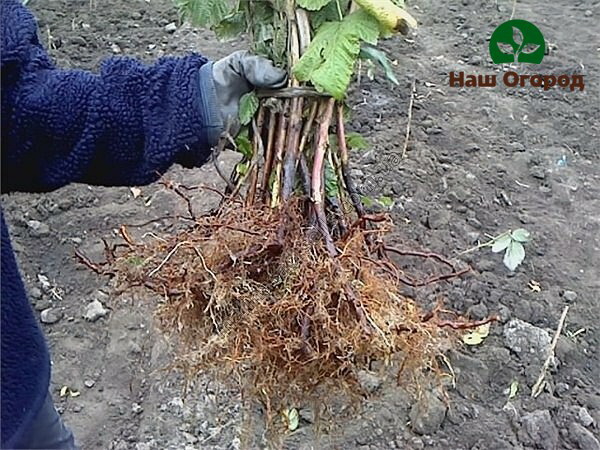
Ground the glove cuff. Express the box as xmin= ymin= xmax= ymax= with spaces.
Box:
xmin=198 ymin=62 xmax=224 ymax=148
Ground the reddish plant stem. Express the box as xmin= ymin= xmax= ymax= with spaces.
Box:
xmin=75 ymin=250 xmax=109 ymax=275
xmin=382 ymin=245 xmax=460 ymax=271
xmin=433 ymin=316 xmax=499 ymax=330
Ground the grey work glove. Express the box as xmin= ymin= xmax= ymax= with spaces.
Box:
xmin=198 ymin=51 xmax=287 ymax=147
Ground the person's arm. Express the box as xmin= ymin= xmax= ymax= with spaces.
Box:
xmin=0 ymin=0 xmax=285 ymax=193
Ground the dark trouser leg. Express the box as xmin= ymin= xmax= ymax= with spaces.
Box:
xmin=12 ymin=392 xmax=78 ymax=450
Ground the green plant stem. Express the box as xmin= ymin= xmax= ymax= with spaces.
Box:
xmin=335 ymin=0 xmax=344 ymax=21
xmin=457 ymin=231 xmax=510 ymax=255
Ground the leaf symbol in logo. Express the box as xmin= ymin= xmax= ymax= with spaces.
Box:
xmin=497 ymin=42 xmax=514 ymax=55
xmin=521 ymin=43 xmax=540 ymax=54
xmin=512 ymin=26 xmax=524 ymax=46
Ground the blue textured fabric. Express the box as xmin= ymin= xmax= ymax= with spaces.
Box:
xmin=1 ymin=0 xmax=216 ymax=446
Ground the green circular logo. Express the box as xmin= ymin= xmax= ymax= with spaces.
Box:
xmin=489 ymin=20 xmax=545 ymax=64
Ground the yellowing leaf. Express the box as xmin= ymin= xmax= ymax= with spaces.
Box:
xmin=354 ymin=0 xmax=417 ymax=33
xmin=462 ymin=323 xmax=490 ymax=346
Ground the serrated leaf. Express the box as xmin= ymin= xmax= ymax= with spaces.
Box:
xmin=346 ymin=132 xmax=368 ymax=150
xmin=238 ymin=92 xmax=259 ymax=126
xmin=297 ymin=0 xmax=331 ymax=11
xmin=491 ymin=234 xmax=511 ymax=253
xmin=359 ymin=46 xmax=399 ymax=85
xmin=294 ymin=10 xmax=380 ymax=99
xmin=511 ymin=228 xmax=531 ymax=243
xmin=513 ymin=26 xmax=523 ymax=46
xmin=497 ymin=42 xmax=514 ymax=55
xmin=503 ymin=241 xmax=525 ymax=271
xmin=176 ymin=0 xmax=232 ymax=28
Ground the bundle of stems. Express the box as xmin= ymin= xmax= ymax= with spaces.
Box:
xmin=93 ymin=0 xmax=496 ymax=430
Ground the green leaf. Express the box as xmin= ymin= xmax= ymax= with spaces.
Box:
xmin=235 ymin=130 xmax=253 ymax=158
xmin=176 ymin=0 xmax=233 ymax=28
xmin=236 ymin=162 xmax=249 ymax=176
xmin=127 ymin=256 xmax=145 ymax=267
xmin=294 ymin=10 xmax=380 ymax=99
xmin=378 ymin=196 xmax=394 ymax=208
xmin=503 ymin=241 xmax=525 ymax=271
xmin=511 ymin=228 xmax=531 ymax=243
xmin=346 ymin=132 xmax=368 ymax=150
xmin=297 ymin=0 xmax=331 ymax=11
xmin=214 ymin=11 xmax=247 ymax=39
xmin=359 ymin=46 xmax=399 ymax=85
xmin=310 ymin=1 xmax=340 ymax=29
xmin=491 ymin=234 xmax=511 ymax=253
xmin=238 ymin=92 xmax=259 ymax=126
xmin=360 ymin=195 xmax=374 ymax=207
xmin=325 ymin=158 xmax=339 ymax=198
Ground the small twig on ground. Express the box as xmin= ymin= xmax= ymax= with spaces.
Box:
xmin=402 ymin=79 xmax=416 ymax=158
xmin=383 ymin=245 xmax=458 ymax=271
xmin=74 ymin=250 xmax=107 ymax=275
xmin=434 ymin=315 xmax=499 ymax=329
xmin=160 ymin=181 xmax=197 ymax=220
xmin=531 ymin=305 xmax=569 ymax=397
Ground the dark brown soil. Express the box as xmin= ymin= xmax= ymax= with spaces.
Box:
xmin=2 ymin=0 xmax=599 ymax=449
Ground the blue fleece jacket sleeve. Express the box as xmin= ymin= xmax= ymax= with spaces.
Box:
xmin=1 ymin=0 xmax=221 ymax=193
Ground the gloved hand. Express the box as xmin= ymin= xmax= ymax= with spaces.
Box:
xmin=199 ymin=51 xmax=287 ymax=147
